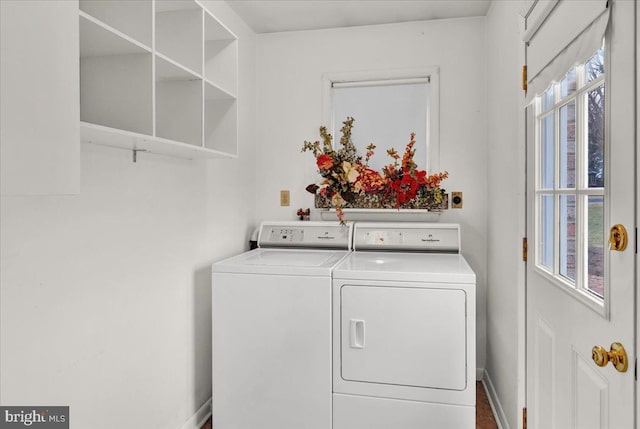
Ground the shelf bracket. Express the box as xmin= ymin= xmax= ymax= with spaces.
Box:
xmin=132 ymin=149 xmax=147 ymax=163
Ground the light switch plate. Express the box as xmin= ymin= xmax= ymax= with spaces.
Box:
xmin=280 ymin=190 xmax=290 ymax=206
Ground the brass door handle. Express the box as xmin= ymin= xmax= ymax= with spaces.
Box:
xmin=592 ymin=342 xmax=628 ymax=372
xmin=609 ymin=224 xmax=628 ymax=251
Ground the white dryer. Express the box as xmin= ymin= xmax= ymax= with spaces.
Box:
xmin=211 ymin=221 xmax=352 ymax=429
xmin=332 ymin=222 xmax=476 ymax=429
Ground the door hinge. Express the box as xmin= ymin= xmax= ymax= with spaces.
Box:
xmin=522 ymin=237 xmax=528 ymax=262
xmin=523 ymin=407 xmax=527 ymax=429
xmin=522 ymin=65 xmax=528 ymax=93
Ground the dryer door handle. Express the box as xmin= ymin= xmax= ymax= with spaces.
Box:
xmin=350 ymin=319 xmax=366 ymax=349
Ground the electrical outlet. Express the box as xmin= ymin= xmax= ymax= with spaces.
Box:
xmin=451 ymin=192 xmax=463 ymax=209
xmin=280 ymin=190 xmax=290 ymax=206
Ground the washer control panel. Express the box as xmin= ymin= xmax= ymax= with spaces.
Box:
xmin=269 ymin=228 xmax=305 ymax=243
xmin=258 ymin=221 xmax=352 ymax=249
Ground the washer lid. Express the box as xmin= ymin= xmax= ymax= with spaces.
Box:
xmin=333 ymin=251 xmax=475 ymax=283
xmin=212 ymin=248 xmax=350 ymax=276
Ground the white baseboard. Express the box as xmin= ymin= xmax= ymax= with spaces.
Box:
xmin=180 ymin=398 xmax=212 ymax=429
xmin=482 ymin=370 xmax=509 ymax=429
xmin=476 ymin=367 xmax=485 ymax=380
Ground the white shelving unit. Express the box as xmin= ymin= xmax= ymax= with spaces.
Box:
xmin=156 ymin=56 xmax=203 ymax=146
xmin=204 ymin=11 xmax=237 ymax=95
xmin=79 ymin=0 xmax=152 ymax=47
xmin=156 ymin=1 xmax=202 ymax=75
xmin=79 ymin=0 xmax=238 ymax=159
xmin=205 ymin=84 xmax=237 ymax=154
xmin=79 ymin=12 xmax=153 ymax=136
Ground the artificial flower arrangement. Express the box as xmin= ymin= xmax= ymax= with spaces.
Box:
xmin=302 ymin=116 xmax=449 ymax=221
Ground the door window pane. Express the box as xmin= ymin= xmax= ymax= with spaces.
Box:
xmin=542 ymin=85 xmax=555 ymax=111
xmin=560 ymin=68 xmax=577 ymax=99
xmin=541 ymin=114 xmax=554 ymax=189
xmin=559 ymin=101 xmax=576 ymax=188
xmin=587 ymin=196 xmax=605 ymax=298
xmin=559 ymin=195 xmax=576 ymax=282
xmin=541 ymin=195 xmax=554 ymax=270
xmin=587 ymin=85 xmax=605 ymax=188
xmin=586 ymin=48 xmax=605 ymax=82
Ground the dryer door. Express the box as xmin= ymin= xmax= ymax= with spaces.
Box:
xmin=339 ymin=284 xmax=467 ymax=391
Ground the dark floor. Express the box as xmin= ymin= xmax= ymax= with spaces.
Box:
xmin=476 ymin=381 xmax=499 ymax=429
xmin=201 ymin=381 xmax=499 ymax=428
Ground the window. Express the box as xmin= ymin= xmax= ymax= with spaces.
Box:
xmin=323 ymin=69 xmax=440 ymax=174
xmin=535 ymin=46 xmax=605 ymax=302
xmin=332 ymin=80 xmax=428 ymax=172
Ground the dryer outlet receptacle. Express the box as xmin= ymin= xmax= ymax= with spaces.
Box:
xmin=451 ymin=192 xmax=463 ymax=209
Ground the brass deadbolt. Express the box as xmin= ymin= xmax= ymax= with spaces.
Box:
xmin=592 ymin=342 xmax=628 ymax=372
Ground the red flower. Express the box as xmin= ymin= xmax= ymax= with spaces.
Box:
xmin=414 ymin=169 xmax=427 ymax=184
xmin=385 ymin=166 xmax=436 ymax=208
xmin=316 ymin=154 xmax=334 ymax=170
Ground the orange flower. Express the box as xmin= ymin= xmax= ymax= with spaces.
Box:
xmin=424 ymin=171 xmax=449 ymax=189
xmin=401 ymin=134 xmax=417 ymax=170
xmin=358 ymin=168 xmax=386 ymax=193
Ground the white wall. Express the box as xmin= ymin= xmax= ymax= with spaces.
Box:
xmin=485 ymin=1 xmax=525 ymax=429
xmin=255 ymin=18 xmax=488 ymax=375
xmin=0 ymin=2 xmax=256 ymax=428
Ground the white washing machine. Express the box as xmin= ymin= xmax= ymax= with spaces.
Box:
xmin=211 ymin=221 xmax=352 ymax=429
xmin=332 ymin=222 xmax=476 ymax=429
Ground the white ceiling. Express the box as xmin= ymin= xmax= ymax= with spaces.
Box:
xmin=226 ymin=0 xmax=493 ymax=34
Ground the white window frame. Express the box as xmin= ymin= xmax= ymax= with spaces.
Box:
xmin=321 ymin=68 xmax=440 ymax=174
xmin=534 ymin=50 xmax=608 ymax=317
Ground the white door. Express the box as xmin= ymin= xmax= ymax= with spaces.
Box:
xmin=526 ymin=2 xmax=635 ymax=428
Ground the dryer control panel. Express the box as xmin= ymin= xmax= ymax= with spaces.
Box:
xmin=353 ymin=222 xmax=460 ymax=253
